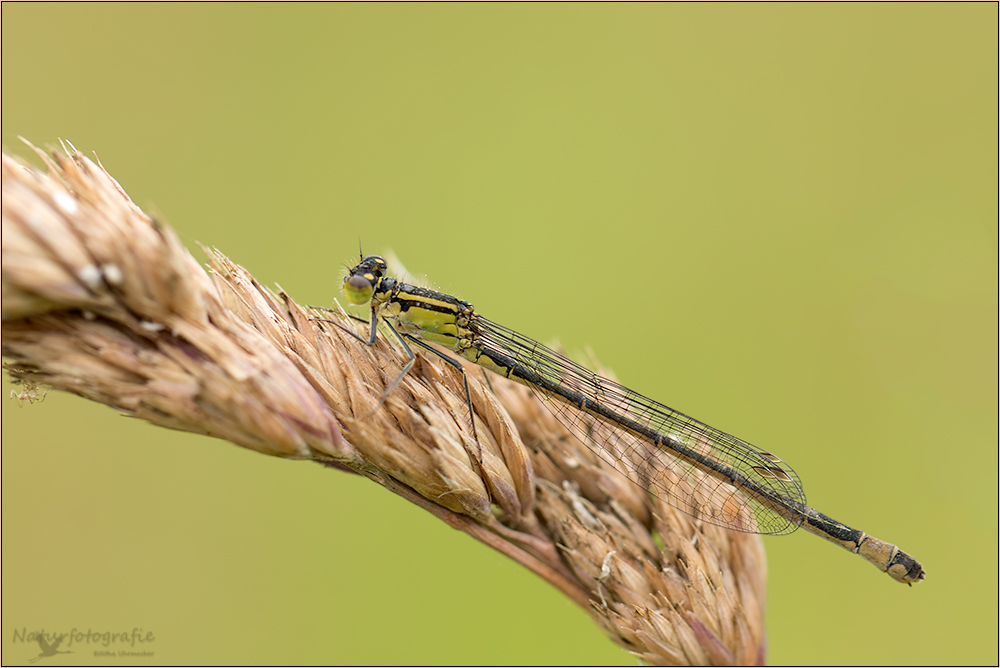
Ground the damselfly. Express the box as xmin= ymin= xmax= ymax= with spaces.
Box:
xmin=333 ymin=254 xmax=924 ymax=585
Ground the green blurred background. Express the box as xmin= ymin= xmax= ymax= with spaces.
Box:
xmin=3 ymin=4 xmax=996 ymax=665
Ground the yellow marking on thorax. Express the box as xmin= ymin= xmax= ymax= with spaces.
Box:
xmin=387 ymin=295 xmax=470 ymax=351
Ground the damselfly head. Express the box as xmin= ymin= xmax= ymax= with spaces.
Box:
xmin=343 ymin=254 xmax=388 ymax=305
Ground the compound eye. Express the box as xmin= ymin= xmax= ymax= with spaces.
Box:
xmin=344 ymin=274 xmax=375 ymax=305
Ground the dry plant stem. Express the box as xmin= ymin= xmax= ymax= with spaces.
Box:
xmin=2 ymin=143 xmax=769 ymax=666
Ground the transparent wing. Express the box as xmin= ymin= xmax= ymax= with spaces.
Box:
xmin=473 ymin=316 xmax=806 ymax=535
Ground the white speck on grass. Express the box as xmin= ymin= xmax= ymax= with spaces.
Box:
xmin=53 ymin=191 xmax=79 ymax=215
xmin=78 ymin=265 xmax=102 ymax=290
xmin=102 ymin=264 xmax=124 ymax=285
